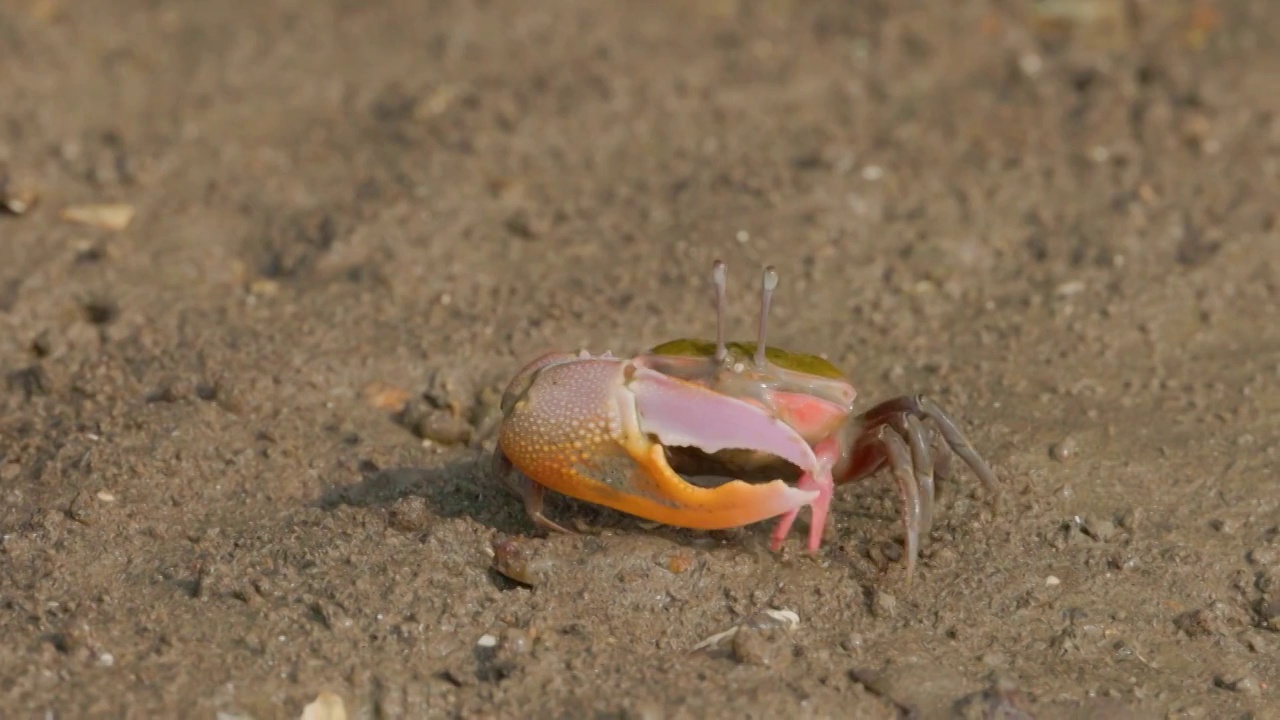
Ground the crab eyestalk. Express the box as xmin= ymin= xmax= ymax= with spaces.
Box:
xmin=755 ymin=265 xmax=778 ymax=368
xmin=712 ymin=259 xmax=728 ymax=363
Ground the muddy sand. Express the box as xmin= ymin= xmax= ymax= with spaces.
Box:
xmin=2 ymin=1 xmax=1279 ymax=718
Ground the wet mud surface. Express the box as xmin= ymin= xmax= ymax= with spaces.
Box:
xmin=2 ymin=1 xmax=1279 ymax=718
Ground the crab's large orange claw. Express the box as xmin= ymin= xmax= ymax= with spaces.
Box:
xmin=496 ymin=355 xmax=820 ymax=531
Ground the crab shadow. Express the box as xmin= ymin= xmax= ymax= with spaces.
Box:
xmin=316 ymin=452 xmax=522 ymax=534
xmin=315 ymin=450 xmax=658 ymax=539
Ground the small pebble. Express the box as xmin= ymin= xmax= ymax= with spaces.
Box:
xmin=60 ymin=203 xmax=135 ymax=230
xmin=407 ymin=407 xmax=474 ymax=446
xmin=1248 ymin=545 xmax=1279 ymax=568
xmin=1239 ymin=631 xmax=1267 ymax=654
xmin=731 ymin=626 xmax=791 ymax=667
xmin=1174 ymin=607 xmax=1221 ymax=638
xmin=1117 ymin=507 xmax=1142 ymax=531
xmin=299 ymin=691 xmax=347 ymax=720
xmin=1045 ymin=575 xmax=1061 ymax=587
xmin=0 ymin=182 xmax=37 ymax=215
xmin=1082 ymin=516 xmax=1115 ymax=542
xmin=841 ymin=633 xmax=864 ymax=653
xmin=663 ymin=549 xmax=694 ymax=574
xmin=499 ymin=627 xmax=535 ymax=655
xmin=67 ymin=492 xmax=96 ymax=526
xmin=476 ymin=634 xmax=498 ymax=648
xmin=248 ymin=278 xmax=280 ymax=297
xmin=1258 ymin=599 xmax=1280 ymax=628
xmin=386 ymin=496 xmax=433 ymax=533
xmin=981 ymin=651 xmax=1008 ymax=668
xmin=362 ymin=381 xmax=411 ymax=413
xmin=311 ymin=599 xmax=353 ymax=631
xmin=871 ymin=590 xmax=897 ymax=620
xmin=424 ymin=367 xmax=476 ymax=416
xmin=1049 ymin=436 xmax=1077 ymax=462
xmin=491 ymin=536 xmax=556 ymax=587
xmin=1220 ymin=675 xmax=1262 ymax=696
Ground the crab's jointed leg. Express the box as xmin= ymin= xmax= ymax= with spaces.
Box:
xmin=831 ymin=394 xmax=999 ymax=584
xmin=492 ymin=450 xmax=574 ymax=534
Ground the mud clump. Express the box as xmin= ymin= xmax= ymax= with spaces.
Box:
xmin=491 ymin=535 xmax=557 ymax=587
xmin=730 ymin=625 xmax=793 ymax=668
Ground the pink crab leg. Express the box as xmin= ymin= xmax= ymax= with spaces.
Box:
xmin=769 ymin=434 xmax=840 ymax=552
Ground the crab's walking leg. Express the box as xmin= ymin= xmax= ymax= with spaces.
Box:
xmin=492 ymin=450 xmax=574 ymax=534
xmin=833 ymin=394 xmax=999 ymax=582
xmin=769 ymin=436 xmax=839 ymax=553
xmin=878 ymin=427 xmax=923 ymax=583
xmin=898 ymin=415 xmax=936 ymax=534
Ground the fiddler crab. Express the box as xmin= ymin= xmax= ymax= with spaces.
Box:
xmin=493 ymin=261 xmax=998 ymax=583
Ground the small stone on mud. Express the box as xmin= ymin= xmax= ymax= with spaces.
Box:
xmin=878 ymin=540 xmax=903 ymax=563
xmin=1217 ymin=674 xmax=1262 ymax=696
xmin=476 ymin=633 xmax=498 ymax=648
xmin=424 ymin=367 xmax=475 ymax=415
xmin=1049 ymin=436 xmax=1077 ymax=462
xmin=1239 ymin=631 xmax=1268 ymax=654
xmin=491 ymin=535 xmax=555 ymax=587
xmin=67 ymin=491 xmax=97 ymax=525
xmin=1117 ymin=507 xmax=1142 ymax=531
xmin=7 ymin=365 xmax=49 ymax=400
xmin=299 ymin=691 xmax=347 ymax=720
xmin=362 ymin=381 xmax=411 ymax=413
xmin=504 ymin=207 xmax=550 ymax=239
xmin=1045 ymin=575 xmax=1061 ymax=587
xmin=841 ymin=633 xmax=864 ymax=653
xmin=0 ymin=180 xmax=37 ymax=215
xmin=1174 ymin=607 xmax=1222 ymax=638
xmin=312 ymin=599 xmax=353 ymax=631
xmin=692 ymin=609 xmax=799 ymax=653
xmin=499 ymin=627 xmax=535 ymax=655
xmin=662 ymin=548 xmax=694 ymax=574
xmin=248 ymin=278 xmax=280 ymax=297
xmin=60 ymin=203 xmax=135 ymax=230
xmin=1248 ymin=545 xmax=1279 ymax=568
xmin=1257 ymin=599 xmax=1280 ymax=628
xmin=731 ymin=626 xmax=792 ymax=667
xmin=871 ymin=589 xmax=897 ymax=619
xmin=951 ymin=679 xmax=1035 ymax=720
xmin=1082 ymin=516 xmax=1116 ymax=542
xmin=744 ymin=609 xmax=800 ymax=631
xmin=981 ymin=652 xmax=1009 ymax=668
xmin=386 ymin=496 xmax=433 ymax=533
xmin=401 ymin=403 xmax=474 ymax=446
